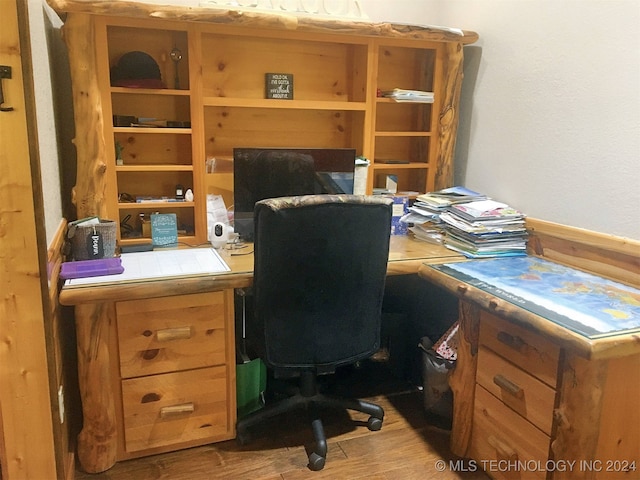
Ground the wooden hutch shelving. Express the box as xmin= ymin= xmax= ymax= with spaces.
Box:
xmin=54 ymin=0 xmax=477 ymax=246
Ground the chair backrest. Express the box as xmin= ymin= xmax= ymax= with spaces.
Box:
xmin=252 ymin=194 xmax=393 ymax=374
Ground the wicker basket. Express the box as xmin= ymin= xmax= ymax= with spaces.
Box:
xmin=70 ymin=219 xmax=117 ymax=260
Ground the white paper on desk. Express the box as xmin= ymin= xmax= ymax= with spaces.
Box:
xmin=65 ymin=248 xmax=230 ymax=287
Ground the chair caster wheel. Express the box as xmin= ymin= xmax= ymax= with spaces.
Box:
xmin=308 ymin=452 xmax=326 ymax=471
xmin=236 ymin=431 xmax=251 ymax=446
xmin=367 ymin=416 xmax=383 ymax=431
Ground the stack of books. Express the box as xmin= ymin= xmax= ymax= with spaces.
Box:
xmin=401 ymin=186 xmax=486 ymax=244
xmin=439 ymin=199 xmax=528 ymax=258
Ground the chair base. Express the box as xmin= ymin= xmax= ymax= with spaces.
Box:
xmin=235 ymin=370 xmax=384 ymax=471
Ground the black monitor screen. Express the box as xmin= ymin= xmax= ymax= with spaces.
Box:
xmin=233 ymin=147 xmax=356 ymax=241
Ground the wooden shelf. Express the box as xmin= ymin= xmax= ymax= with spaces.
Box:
xmin=67 ymin=10 xmax=474 ymax=260
xmin=375 ymin=131 xmax=432 ymax=137
xmin=110 ymin=87 xmax=191 ymax=96
xmin=115 ymin=165 xmax=193 ymax=172
xmin=373 ymin=162 xmax=430 ymax=169
xmin=203 ymin=97 xmax=367 ymax=111
xmin=118 ymin=201 xmax=195 ymax=209
xmin=113 ymin=127 xmax=192 ymax=134
xmin=119 ymin=234 xmax=198 ymax=246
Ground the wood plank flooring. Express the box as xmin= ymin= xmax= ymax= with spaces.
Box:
xmin=75 ymin=361 xmax=488 ymax=480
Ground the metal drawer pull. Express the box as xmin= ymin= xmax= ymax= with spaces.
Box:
xmin=493 ymin=374 xmax=524 ymax=399
xmin=156 ymin=326 xmax=192 ymax=342
xmin=496 ymin=331 xmax=525 ymax=352
xmin=487 ymin=435 xmax=518 ymax=461
xmin=160 ymin=402 xmax=195 ymax=418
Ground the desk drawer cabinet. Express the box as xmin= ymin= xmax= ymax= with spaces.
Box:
xmin=469 ymin=312 xmax=561 ymax=479
xmin=475 ymin=346 xmax=555 ymax=435
xmin=121 ymin=366 xmax=229 ymax=452
xmin=114 ymin=291 xmax=235 ymax=456
xmin=470 ymin=386 xmax=550 ymax=480
xmin=479 ymin=312 xmax=559 ymax=387
xmin=116 ymin=292 xmax=227 ymax=378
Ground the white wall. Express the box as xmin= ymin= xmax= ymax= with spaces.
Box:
xmin=27 ymin=0 xmax=64 ymax=246
xmin=362 ymin=0 xmax=640 ymax=240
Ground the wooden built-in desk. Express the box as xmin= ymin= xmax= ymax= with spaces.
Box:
xmin=61 ymin=220 xmax=640 ymax=477
xmin=46 ymin=0 xmax=479 ymax=473
xmin=60 ymin=236 xmax=462 ymax=473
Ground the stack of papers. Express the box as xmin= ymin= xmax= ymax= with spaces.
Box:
xmin=381 ymin=89 xmax=434 ymax=103
xmin=416 ymin=186 xmax=486 ymax=207
xmin=440 ymin=199 xmax=528 ymax=258
xmin=396 ymin=186 xmax=528 ymax=255
xmin=399 ymin=186 xmax=486 ymax=244
xmin=402 ymin=186 xmax=485 ymax=224
xmin=408 ymin=223 xmax=444 ymax=244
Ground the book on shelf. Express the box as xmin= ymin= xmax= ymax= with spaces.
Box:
xmin=136 ymin=196 xmax=185 ymax=203
xmin=380 ymin=88 xmax=434 ymax=103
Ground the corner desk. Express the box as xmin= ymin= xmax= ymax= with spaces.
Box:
xmin=418 ymin=220 xmax=640 ymax=480
xmin=60 ymin=236 xmax=463 ymax=474
xmin=61 ymin=224 xmax=640 ymax=478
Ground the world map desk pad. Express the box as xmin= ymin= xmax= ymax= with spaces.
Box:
xmin=430 ymin=256 xmax=640 ymax=339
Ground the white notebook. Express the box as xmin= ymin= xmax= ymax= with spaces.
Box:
xmin=65 ymin=248 xmax=230 ymax=287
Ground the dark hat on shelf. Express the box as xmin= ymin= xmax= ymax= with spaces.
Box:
xmin=110 ymin=51 xmax=165 ymax=89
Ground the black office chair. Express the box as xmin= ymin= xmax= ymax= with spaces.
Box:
xmin=236 ymin=194 xmax=393 ymax=471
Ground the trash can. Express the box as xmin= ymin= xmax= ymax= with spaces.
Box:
xmin=419 ymin=336 xmax=455 ymax=427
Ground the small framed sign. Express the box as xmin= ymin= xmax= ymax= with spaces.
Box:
xmin=151 ymin=213 xmax=178 ymax=248
xmin=265 ymin=73 xmax=293 ymax=100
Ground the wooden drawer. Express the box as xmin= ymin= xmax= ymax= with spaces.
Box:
xmin=470 ymin=386 xmax=550 ymax=480
xmin=121 ymin=366 xmax=230 ymax=453
xmin=479 ymin=311 xmax=559 ymax=387
xmin=117 ymin=292 xmax=227 ymax=379
xmin=476 ymin=346 xmax=556 ymax=435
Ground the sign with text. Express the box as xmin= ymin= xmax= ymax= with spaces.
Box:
xmin=151 ymin=213 xmax=178 ymax=248
xmin=265 ymin=73 xmax=293 ymax=100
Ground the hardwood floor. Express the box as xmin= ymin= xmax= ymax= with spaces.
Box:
xmin=75 ymin=360 xmax=488 ymax=480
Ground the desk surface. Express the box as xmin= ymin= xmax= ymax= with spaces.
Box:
xmin=430 ymin=256 xmax=640 ymax=339
xmin=420 ymin=258 xmax=640 ymax=360
xmin=60 ymin=235 xmax=463 ymax=306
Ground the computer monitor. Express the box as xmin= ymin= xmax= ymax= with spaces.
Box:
xmin=233 ymin=147 xmax=356 ymax=241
